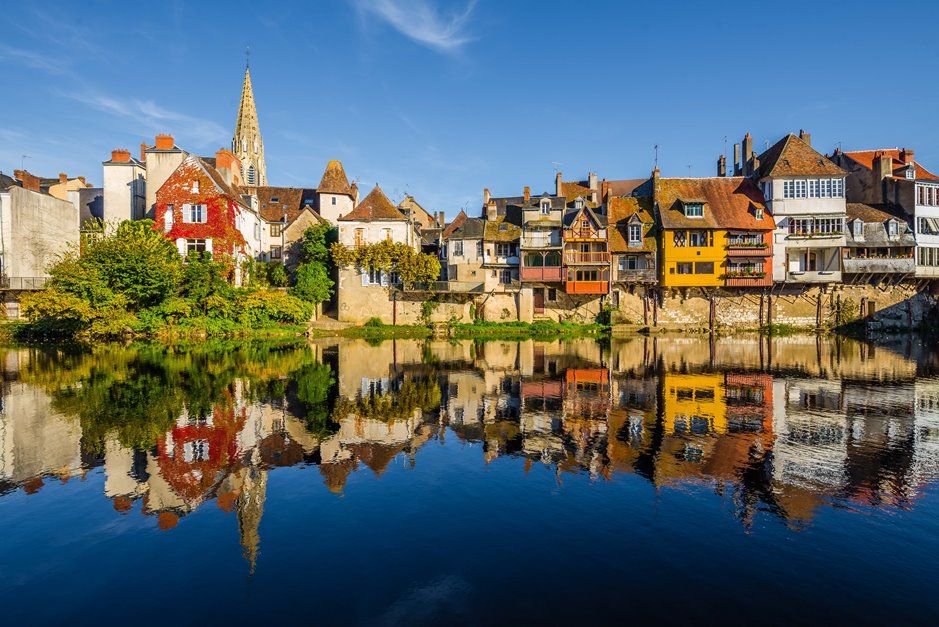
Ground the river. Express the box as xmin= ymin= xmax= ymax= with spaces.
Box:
xmin=1 ymin=335 xmax=937 ymax=625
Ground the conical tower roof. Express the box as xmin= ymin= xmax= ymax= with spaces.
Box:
xmin=234 ymin=67 xmax=260 ymax=139
xmin=317 ymin=160 xmax=354 ymax=196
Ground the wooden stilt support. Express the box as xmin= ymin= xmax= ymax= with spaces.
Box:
xmin=643 ymin=291 xmax=649 ymax=326
xmin=766 ymin=292 xmax=773 ymax=330
xmin=815 ymin=292 xmax=823 ymax=329
xmin=652 ymin=290 xmax=658 ymax=326
xmin=708 ymin=292 xmax=716 ymax=333
xmin=759 ymin=292 xmax=765 ymax=328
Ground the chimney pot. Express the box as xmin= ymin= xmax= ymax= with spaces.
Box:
xmin=799 ymin=129 xmax=812 ymax=146
xmin=483 ymin=188 xmax=490 ymax=204
xmin=717 ymin=155 xmax=727 ymax=177
xmin=733 ymin=143 xmax=742 ymax=175
xmin=111 ymin=149 xmax=131 ymax=163
xmin=900 ymin=148 xmax=915 ymax=165
xmin=58 ymin=172 xmax=68 ymax=183
xmin=555 ymin=171 xmax=563 ymax=196
xmin=523 ymin=186 xmax=530 ymax=203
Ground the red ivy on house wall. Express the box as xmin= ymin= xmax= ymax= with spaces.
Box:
xmin=153 ymin=160 xmax=248 ymax=271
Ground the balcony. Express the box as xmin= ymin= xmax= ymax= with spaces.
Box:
xmin=521 ymin=266 xmax=563 ymax=282
xmin=564 ymin=250 xmax=611 ymax=264
xmin=521 ymin=235 xmax=562 ymax=248
xmin=726 ymin=243 xmax=770 ymax=257
xmin=916 ymin=265 xmax=939 ymax=278
xmin=614 ymin=268 xmax=656 ymax=283
xmin=566 ymin=280 xmax=609 ymax=295
xmin=842 ymin=257 xmax=915 ymax=274
xmin=563 ymin=227 xmax=607 ymax=241
xmin=784 ymin=271 xmax=842 ymax=284
xmin=724 ymin=272 xmax=772 ymax=287
xmin=0 ymin=276 xmax=48 ymax=290
xmin=406 ymin=281 xmax=485 ymax=293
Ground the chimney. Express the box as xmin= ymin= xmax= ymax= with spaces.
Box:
xmin=486 ymin=200 xmax=497 ymax=221
xmin=58 ymin=172 xmax=68 ymax=183
xmin=733 ymin=143 xmax=742 ymax=175
xmin=600 ymin=180 xmax=611 ymax=201
xmin=483 ymin=187 xmax=490 ymax=205
xmin=555 ymin=171 xmax=563 ymax=196
xmin=588 ymin=172 xmax=599 ymax=204
xmin=717 ymin=155 xmax=726 ymax=177
xmin=900 ymin=148 xmax=915 ymax=165
xmin=651 ymin=167 xmax=661 ymax=207
xmin=77 ymin=176 xmax=86 ymax=186
xmin=872 ymin=151 xmax=891 ymax=204
xmin=523 ymin=186 xmax=531 ymax=203
xmin=140 ymin=142 xmax=148 ymax=162
xmin=111 ymin=149 xmax=131 ymax=163
xmin=351 ymin=181 xmax=359 ymax=205
xmin=799 ymin=129 xmax=812 ymax=146
xmin=154 ymin=133 xmax=175 ymax=150
xmin=742 ymin=133 xmax=753 ymax=175
xmin=215 ymin=149 xmax=234 ymax=185
xmin=14 ymin=169 xmax=40 ymax=192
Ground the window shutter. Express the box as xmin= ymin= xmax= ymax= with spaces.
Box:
xmin=361 ymin=271 xmax=368 ymax=286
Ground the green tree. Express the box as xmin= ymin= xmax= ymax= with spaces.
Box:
xmin=267 ymin=262 xmax=288 ymax=287
xmin=298 ymin=223 xmax=336 ymax=265
xmin=182 ymin=251 xmax=231 ymax=312
xmin=292 ymin=263 xmax=333 ymax=303
xmin=290 ymin=223 xmax=337 ymax=304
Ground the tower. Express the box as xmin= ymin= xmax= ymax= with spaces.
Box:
xmin=232 ymin=64 xmax=267 ymax=186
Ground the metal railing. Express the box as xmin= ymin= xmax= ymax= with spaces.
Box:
xmin=0 ymin=276 xmax=49 ymax=290
xmin=406 ymin=281 xmax=485 ymax=293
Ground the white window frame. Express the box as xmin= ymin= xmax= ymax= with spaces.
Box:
xmin=628 ymin=223 xmax=642 ymax=246
xmin=184 ymin=204 xmax=207 ymax=224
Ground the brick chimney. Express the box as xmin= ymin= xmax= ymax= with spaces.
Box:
xmin=717 ymin=155 xmax=726 ymax=177
xmin=733 ymin=143 xmax=742 ymax=175
xmin=523 ymin=186 xmax=531 ymax=203
xmin=483 ymin=187 xmax=490 ymax=205
xmin=58 ymin=172 xmax=68 ymax=183
xmin=588 ymin=172 xmax=598 ymax=203
xmin=14 ymin=169 xmax=40 ymax=192
xmin=486 ymin=200 xmax=497 ymax=221
xmin=651 ymin=167 xmax=661 ymax=207
xmin=154 ymin=133 xmax=175 ymax=150
xmin=872 ymin=151 xmax=892 ymax=204
xmin=799 ymin=129 xmax=812 ymax=146
xmin=900 ymin=148 xmax=915 ymax=165
xmin=555 ymin=171 xmax=563 ymax=196
xmin=140 ymin=142 xmax=148 ymax=162
xmin=77 ymin=176 xmax=86 ymax=186
xmin=600 ymin=180 xmax=611 ymax=201
xmin=111 ymin=149 xmax=131 ymax=163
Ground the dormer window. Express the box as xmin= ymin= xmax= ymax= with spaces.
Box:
xmin=575 ymin=197 xmax=585 ymax=209
xmin=540 ymin=199 xmax=551 ymax=214
xmin=270 ymin=197 xmax=279 ymax=203
xmin=906 ymin=169 xmax=916 ymax=179
xmin=888 ymin=220 xmax=898 ymax=236
xmin=852 ymin=220 xmax=862 ymax=238
xmin=684 ymin=202 xmax=704 ymax=218
xmin=754 ymin=207 xmax=764 ymax=220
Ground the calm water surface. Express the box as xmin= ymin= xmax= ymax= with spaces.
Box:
xmin=1 ymin=335 xmax=938 ymax=625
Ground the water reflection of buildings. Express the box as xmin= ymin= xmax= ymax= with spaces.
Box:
xmin=2 ymin=336 xmax=939 ymax=564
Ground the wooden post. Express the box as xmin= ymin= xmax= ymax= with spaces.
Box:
xmin=759 ymin=292 xmax=765 ymax=328
xmin=835 ymin=293 xmax=841 ymax=327
xmin=708 ymin=293 xmax=716 ymax=333
xmin=766 ymin=292 xmax=773 ymax=330
xmin=643 ymin=291 xmax=649 ymax=326
xmin=816 ymin=292 xmax=823 ymax=329
xmin=652 ymin=290 xmax=658 ymax=326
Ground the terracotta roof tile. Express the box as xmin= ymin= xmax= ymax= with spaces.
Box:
xmin=317 ymin=160 xmax=354 ymax=196
xmin=841 ymin=149 xmax=939 ymax=182
xmin=757 ymin=134 xmax=846 ymax=178
xmin=338 ymin=184 xmax=406 ymax=221
xmin=253 ymin=186 xmax=320 ymax=224
xmin=561 ymin=181 xmax=592 ymax=199
xmin=442 ymin=210 xmax=467 ymax=240
xmin=658 ymin=177 xmax=773 ymax=231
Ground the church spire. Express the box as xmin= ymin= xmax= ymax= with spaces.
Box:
xmin=232 ymin=63 xmax=267 ymax=186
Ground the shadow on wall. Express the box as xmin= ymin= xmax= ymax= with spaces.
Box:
xmin=834 ymin=286 xmax=939 ymax=335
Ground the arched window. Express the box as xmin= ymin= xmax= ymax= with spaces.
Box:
xmin=545 ymin=251 xmax=561 ymax=267
xmin=241 ymin=139 xmax=247 ymax=152
xmin=524 ymin=252 xmax=543 ymax=267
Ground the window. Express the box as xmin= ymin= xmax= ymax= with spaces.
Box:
xmin=270 ymin=197 xmax=280 ymax=203
xmin=674 ymin=262 xmax=693 ymax=274
xmin=163 ymin=205 xmax=173 ymax=232
xmin=366 ymin=268 xmax=383 ymax=285
xmin=540 ymin=199 xmax=551 ymax=214
xmin=581 ymin=219 xmax=590 ymax=229
xmin=619 ymin=255 xmax=640 ymax=270
xmin=453 ymin=241 xmax=464 ymax=256
xmin=694 ymin=261 xmax=714 ymax=274
xmin=808 ymin=179 xmax=818 ymax=198
xmin=815 ymin=218 xmax=843 ymax=235
xmin=754 ymin=208 xmax=764 ymax=220
xmin=547 ymin=288 xmax=557 ymax=302
xmin=906 ymin=169 xmax=916 ymax=179
xmin=833 ymin=178 xmax=844 ymax=197
xmin=186 ymin=239 xmax=207 ymax=254
xmin=495 ymin=243 xmax=514 ymax=257
xmin=191 ymin=181 xmax=200 ymax=194
xmin=331 ymin=196 xmax=337 ymax=206
xmin=628 ymin=223 xmax=642 ymax=246
xmin=499 ymin=269 xmax=513 ymax=284
xmin=783 ymin=180 xmax=794 ymax=198
xmin=476 ymin=241 xmax=484 ymax=257
xmin=271 ymin=224 xmax=282 ymax=238
xmin=789 ymin=218 xmax=813 ymax=235
xmin=254 ymin=223 xmax=261 ymax=240
xmin=354 ymin=228 xmax=366 ymax=248
xmin=270 ymin=245 xmax=282 ymax=260
xmin=684 ymin=202 xmax=703 ymax=218
xmin=185 ymin=204 xmax=207 ymax=223
xmin=807 ymin=251 xmax=819 ymax=271
xmin=672 ymin=231 xmax=687 ymax=247
xmin=795 ymin=180 xmax=807 ymax=198
xmin=574 ymin=269 xmax=599 ymax=281
xmin=888 ymin=220 xmax=898 ymax=237
xmin=689 ymin=230 xmax=711 ymax=247
xmin=852 ymin=220 xmax=862 ymax=238
xmin=382 ymin=228 xmax=392 ymax=241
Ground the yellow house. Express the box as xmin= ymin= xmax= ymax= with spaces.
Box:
xmin=661 ymin=372 xmax=727 ymax=435
xmin=655 ymin=173 xmax=726 ymax=288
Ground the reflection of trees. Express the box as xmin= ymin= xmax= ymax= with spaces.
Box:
xmin=332 ymin=377 xmax=442 ymax=422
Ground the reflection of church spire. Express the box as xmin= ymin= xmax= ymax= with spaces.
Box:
xmin=236 ymin=467 xmax=267 ymax=574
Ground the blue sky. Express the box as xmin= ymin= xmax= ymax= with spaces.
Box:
xmin=2 ymin=0 xmax=938 ymax=217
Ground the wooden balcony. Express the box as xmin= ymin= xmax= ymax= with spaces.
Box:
xmin=614 ymin=268 xmax=656 ymax=283
xmin=521 ymin=235 xmax=562 ymax=248
xmin=564 ymin=250 xmax=611 ymax=264
xmin=724 ymin=273 xmax=772 ymax=287
xmin=726 ymin=244 xmax=770 ymax=257
xmin=520 ymin=266 xmax=563 ymax=282
xmin=563 ymin=228 xmax=606 ymax=241
xmin=565 ymin=280 xmax=609 ymax=295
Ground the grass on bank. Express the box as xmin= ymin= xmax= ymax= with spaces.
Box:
xmin=327 ymin=317 xmax=609 ymax=342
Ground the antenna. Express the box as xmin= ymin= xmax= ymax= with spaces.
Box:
xmin=245 ymin=46 xmax=251 ymax=69
xmin=723 ymin=136 xmax=728 ymax=158
xmin=764 ymin=140 xmax=769 ymax=150
xmin=653 ymin=144 xmax=659 ymax=169
xmin=20 ymin=154 xmax=30 ymax=171
xmin=686 ymin=164 xmax=692 ymax=176
xmin=551 ymin=161 xmax=562 ymax=173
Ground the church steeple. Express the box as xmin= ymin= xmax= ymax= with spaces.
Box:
xmin=232 ymin=63 xmax=267 ymax=186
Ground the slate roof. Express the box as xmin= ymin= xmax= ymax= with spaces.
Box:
xmin=657 ymin=177 xmax=773 ymax=231
xmin=448 ymin=217 xmax=487 ymax=240
xmin=398 ymin=195 xmax=435 ymax=229
xmin=757 ymin=134 xmax=846 ymax=178
xmin=608 ymin=196 xmax=656 ymax=253
xmin=603 ymin=178 xmax=647 ymax=198
xmin=845 ymin=203 xmax=916 ymax=247
xmin=488 ymin=193 xmax=565 ymax=216
xmin=841 ymin=149 xmax=939 ymax=182
xmin=254 ymin=186 xmax=319 ymax=224
xmin=317 ymin=160 xmax=354 ymax=196
xmin=0 ymin=172 xmax=19 ymax=191
xmin=338 ymin=184 xmax=406 ymax=221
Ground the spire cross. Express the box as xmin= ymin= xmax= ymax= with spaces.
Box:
xmin=245 ymin=46 xmax=250 ymax=69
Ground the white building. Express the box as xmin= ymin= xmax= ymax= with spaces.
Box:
xmin=101 ymin=148 xmax=146 ymax=223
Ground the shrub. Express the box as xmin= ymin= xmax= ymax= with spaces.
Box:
xmin=238 ymin=290 xmax=314 ymax=327
xmin=364 ymin=317 xmax=384 ymax=328
xmin=267 ymin=263 xmax=288 ymax=287
xmin=291 ymin=262 xmax=333 ymax=303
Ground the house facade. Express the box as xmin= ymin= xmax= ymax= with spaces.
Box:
xmin=608 ymin=195 xmax=656 ymax=297
xmin=562 ymin=198 xmax=610 ymax=295
xmin=842 ymin=203 xmax=916 ymax=284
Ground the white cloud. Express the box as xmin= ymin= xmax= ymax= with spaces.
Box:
xmin=65 ymin=91 xmax=227 ymax=148
xmin=352 ymin=0 xmax=476 ymax=53
xmin=0 ymin=44 xmax=65 ymax=74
